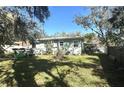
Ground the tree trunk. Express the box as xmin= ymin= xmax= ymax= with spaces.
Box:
xmin=32 ymin=42 xmax=36 ymax=48
xmin=0 ymin=45 xmax=5 ymax=58
xmin=104 ymin=39 xmax=110 ymax=56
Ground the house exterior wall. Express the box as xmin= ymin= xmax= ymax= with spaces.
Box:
xmin=36 ymin=39 xmax=84 ymax=55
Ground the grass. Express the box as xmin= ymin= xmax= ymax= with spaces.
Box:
xmin=0 ymin=54 xmax=109 ymax=87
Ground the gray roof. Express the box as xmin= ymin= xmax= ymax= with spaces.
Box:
xmin=37 ymin=36 xmax=83 ymax=42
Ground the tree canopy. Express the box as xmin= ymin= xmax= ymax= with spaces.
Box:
xmin=75 ymin=6 xmax=124 ymax=47
xmin=75 ymin=7 xmax=114 ymax=46
xmin=108 ymin=7 xmax=124 ymax=46
xmin=83 ymin=33 xmax=96 ymax=43
xmin=0 ymin=6 xmax=50 ymax=54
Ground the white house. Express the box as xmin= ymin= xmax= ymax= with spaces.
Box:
xmin=36 ymin=36 xmax=84 ymax=55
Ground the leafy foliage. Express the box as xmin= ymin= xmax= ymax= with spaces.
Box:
xmin=52 ymin=31 xmax=82 ymax=37
xmin=75 ymin=7 xmax=112 ymax=46
xmin=45 ymin=41 xmax=53 ymax=54
xmin=0 ymin=6 xmax=50 ymax=54
xmin=108 ymin=7 xmax=124 ymax=46
xmin=84 ymin=33 xmax=96 ymax=43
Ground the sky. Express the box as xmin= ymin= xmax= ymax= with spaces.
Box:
xmin=44 ymin=6 xmax=92 ymax=36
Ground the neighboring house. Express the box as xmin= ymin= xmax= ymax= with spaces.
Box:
xmin=36 ymin=36 xmax=84 ymax=55
xmin=4 ymin=40 xmax=32 ymax=53
xmin=14 ymin=41 xmax=31 ymax=47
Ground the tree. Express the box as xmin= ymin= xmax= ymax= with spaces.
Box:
xmin=12 ymin=7 xmax=50 ymax=47
xmin=0 ymin=11 xmax=15 ymax=56
xmin=53 ymin=32 xmax=68 ymax=37
xmin=53 ymin=31 xmax=82 ymax=37
xmin=84 ymin=33 xmax=96 ymax=43
xmin=75 ymin=7 xmax=112 ymax=47
xmin=33 ymin=31 xmax=44 ymax=40
xmin=45 ymin=41 xmax=53 ymax=54
xmin=108 ymin=7 xmax=124 ymax=46
xmin=0 ymin=6 xmax=50 ymax=55
xmin=75 ymin=31 xmax=81 ymax=37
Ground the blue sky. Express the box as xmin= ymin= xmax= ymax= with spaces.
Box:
xmin=44 ymin=6 xmax=92 ymax=36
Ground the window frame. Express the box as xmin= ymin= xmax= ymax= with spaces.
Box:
xmin=60 ymin=41 xmax=64 ymax=46
xmin=74 ymin=40 xmax=79 ymax=47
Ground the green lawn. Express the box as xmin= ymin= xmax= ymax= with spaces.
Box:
xmin=0 ymin=54 xmax=109 ymax=87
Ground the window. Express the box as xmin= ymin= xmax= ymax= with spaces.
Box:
xmin=60 ymin=41 xmax=63 ymax=46
xmin=74 ymin=41 xmax=79 ymax=47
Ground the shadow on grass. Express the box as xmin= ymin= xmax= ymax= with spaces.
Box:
xmin=0 ymin=54 xmax=110 ymax=87
xmin=84 ymin=56 xmax=105 ymax=80
xmin=15 ymin=54 xmax=124 ymax=87
xmin=12 ymin=57 xmax=71 ymax=87
xmin=97 ymin=54 xmax=124 ymax=87
xmin=12 ymin=56 xmax=104 ymax=87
